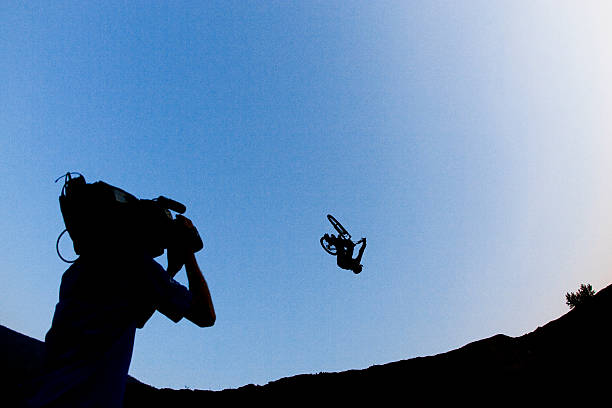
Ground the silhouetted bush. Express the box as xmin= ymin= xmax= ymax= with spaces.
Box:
xmin=565 ymin=284 xmax=595 ymax=309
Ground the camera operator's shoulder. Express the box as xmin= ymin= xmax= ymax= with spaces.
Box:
xmin=132 ymin=254 xmax=165 ymax=274
xmin=118 ymin=254 xmax=162 ymax=280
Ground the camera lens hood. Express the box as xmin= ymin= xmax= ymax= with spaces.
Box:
xmin=155 ymin=196 xmax=186 ymax=214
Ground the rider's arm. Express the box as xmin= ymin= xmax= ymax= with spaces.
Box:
xmin=183 ymin=252 xmax=216 ymax=327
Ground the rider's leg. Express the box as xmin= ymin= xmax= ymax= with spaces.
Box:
xmin=354 ymin=239 xmax=366 ymax=264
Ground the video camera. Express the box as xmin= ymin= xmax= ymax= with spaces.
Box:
xmin=56 ymin=172 xmax=203 ymax=262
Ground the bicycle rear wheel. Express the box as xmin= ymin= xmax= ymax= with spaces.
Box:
xmin=327 ymin=214 xmax=351 ymax=240
xmin=320 ymin=236 xmax=337 ymax=255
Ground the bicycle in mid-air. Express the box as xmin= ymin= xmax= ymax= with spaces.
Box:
xmin=320 ymin=214 xmax=366 ymax=274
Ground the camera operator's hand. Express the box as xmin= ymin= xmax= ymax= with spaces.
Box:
xmin=166 ymin=215 xmax=197 ymax=277
xmin=168 ymin=215 xmax=193 ymax=276
xmin=175 ymin=214 xmax=194 ymax=230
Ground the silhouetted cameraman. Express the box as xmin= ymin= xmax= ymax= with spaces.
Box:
xmin=25 ymin=178 xmax=215 ymax=408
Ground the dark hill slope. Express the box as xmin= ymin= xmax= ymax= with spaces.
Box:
xmin=0 ymin=324 xmax=44 ymax=391
xmin=4 ymin=283 xmax=611 ymax=405
xmin=127 ymin=283 xmax=612 ymax=404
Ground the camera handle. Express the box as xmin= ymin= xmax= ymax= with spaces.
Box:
xmin=56 ymin=229 xmax=77 ymax=263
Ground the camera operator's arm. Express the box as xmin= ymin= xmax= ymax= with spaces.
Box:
xmin=164 ymin=215 xmax=215 ymax=327
xmin=183 ymin=252 xmax=216 ymax=327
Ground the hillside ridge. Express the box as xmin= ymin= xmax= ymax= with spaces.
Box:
xmin=4 ymin=283 xmax=611 ymax=404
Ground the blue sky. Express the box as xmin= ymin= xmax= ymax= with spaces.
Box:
xmin=2 ymin=1 xmax=612 ymax=390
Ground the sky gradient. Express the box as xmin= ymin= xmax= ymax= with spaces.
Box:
xmin=2 ymin=1 xmax=612 ymax=390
